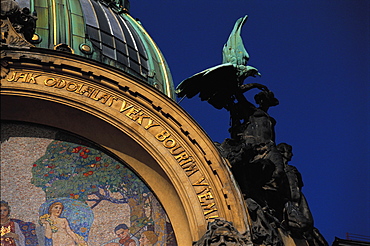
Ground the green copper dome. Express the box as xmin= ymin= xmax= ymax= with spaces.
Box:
xmin=25 ymin=0 xmax=175 ymax=99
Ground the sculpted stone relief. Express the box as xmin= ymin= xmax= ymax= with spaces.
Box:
xmin=0 ymin=0 xmax=37 ymax=47
xmin=193 ymin=219 xmax=250 ymax=246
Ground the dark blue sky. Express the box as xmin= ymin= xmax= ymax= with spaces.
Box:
xmin=131 ymin=0 xmax=369 ymax=243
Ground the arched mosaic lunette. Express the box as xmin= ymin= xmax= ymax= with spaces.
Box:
xmin=1 ymin=122 xmax=177 ymax=245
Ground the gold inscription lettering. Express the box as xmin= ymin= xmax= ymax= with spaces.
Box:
xmin=24 ymin=73 xmax=39 ymax=83
xmin=198 ymin=191 xmax=213 ymax=203
xmin=96 ymin=93 xmax=111 ymax=104
xmin=55 ymin=79 xmax=66 ymax=89
xmin=79 ymin=86 xmax=95 ymax=97
xmin=7 ymin=72 xmax=16 ymax=82
xmin=17 ymin=73 xmax=27 ymax=82
xmin=155 ymin=130 xmax=170 ymax=141
xmin=196 ymin=186 xmax=209 ymax=195
xmin=65 ymin=82 xmax=80 ymax=92
xmin=144 ymin=119 xmax=159 ymax=130
xmin=42 ymin=78 xmax=116 ymax=108
xmin=125 ymin=107 xmax=141 ymax=119
xmin=120 ymin=100 xmax=134 ymax=112
xmin=169 ymin=145 xmax=183 ymax=155
xmin=206 ymin=214 xmax=219 ymax=219
xmin=202 ymin=203 xmax=218 ymax=216
xmin=106 ymin=96 xmax=118 ymax=107
xmin=163 ymin=138 xmax=176 ymax=148
xmin=90 ymin=89 xmax=100 ymax=100
xmin=131 ymin=111 xmax=145 ymax=124
xmin=44 ymin=78 xmax=57 ymax=87
xmin=178 ymin=158 xmax=193 ymax=166
xmin=193 ymin=177 xmax=209 ymax=187
xmin=180 ymin=161 xmax=199 ymax=176
xmin=194 ymin=180 xmax=211 ymax=195
xmin=175 ymin=151 xmax=190 ymax=162
xmin=197 ymin=185 xmax=218 ymax=218
xmin=74 ymin=83 xmax=84 ymax=94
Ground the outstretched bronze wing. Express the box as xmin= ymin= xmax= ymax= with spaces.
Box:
xmin=175 ymin=63 xmax=239 ymax=109
xmin=176 ymin=15 xmax=259 ymax=109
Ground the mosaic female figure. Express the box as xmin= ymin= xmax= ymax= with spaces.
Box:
xmin=39 ymin=202 xmax=87 ymax=246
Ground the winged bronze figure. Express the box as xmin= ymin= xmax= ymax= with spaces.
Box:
xmin=176 ymin=15 xmax=264 ymax=109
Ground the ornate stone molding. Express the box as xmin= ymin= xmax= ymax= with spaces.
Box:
xmin=1 ymin=18 xmax=33 ymax=47
xmin=1 ymin=0 xmax=37 ymax=47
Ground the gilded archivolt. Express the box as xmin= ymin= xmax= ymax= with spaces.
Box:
xmin=1 ymin=48 xmax=249 ymax=241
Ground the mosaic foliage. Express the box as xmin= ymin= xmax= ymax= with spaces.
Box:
xmin=31 ymin=140 xmax=150 ymax=207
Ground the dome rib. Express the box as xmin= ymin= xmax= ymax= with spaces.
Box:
xmin=79 ymin=0 xmax=98 ymax=27
xmin=81 ymin=0 xmax=149 ymax=78
xmin=106 ymin=8 xmax=125 ymax=44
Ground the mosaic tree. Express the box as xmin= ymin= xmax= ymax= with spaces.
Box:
xmin=31 ymin=140 xmax=152 ymax=231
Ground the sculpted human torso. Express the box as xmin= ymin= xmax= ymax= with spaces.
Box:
xmin=242 ymin=108 xmax=276 ymax=148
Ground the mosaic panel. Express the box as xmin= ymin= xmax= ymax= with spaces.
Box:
xmin=0 ymin=122 xmax=177 ymax=246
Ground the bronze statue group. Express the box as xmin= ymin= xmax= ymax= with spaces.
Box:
xmin=177 ymin=15 xmax=328 ymax=246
